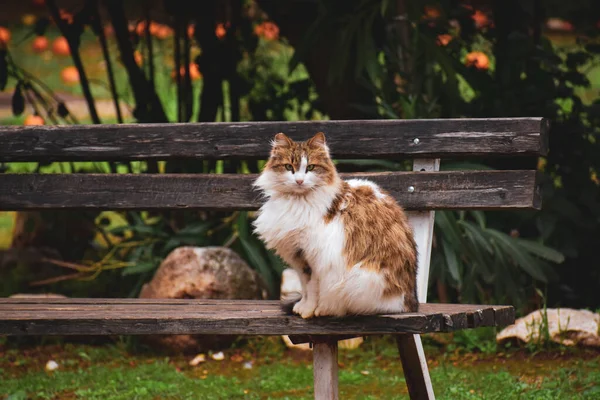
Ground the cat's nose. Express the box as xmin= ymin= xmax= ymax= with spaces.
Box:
xmin=295 ymin=178 xmax=304 ymax=185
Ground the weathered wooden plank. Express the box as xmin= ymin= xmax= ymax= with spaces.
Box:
xmin=0 ymin=300 xmax=514 ymax=336
xmin=0 ymin=170 xmax=541 ymax=211
xmin=313 ymin=340 xmax=339 ymax=400
xmin=0 ymin=118 xmax=548 ymax=162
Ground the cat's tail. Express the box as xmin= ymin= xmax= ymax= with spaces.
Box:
xmin=280 ymin=294 xmax=301 ymax=315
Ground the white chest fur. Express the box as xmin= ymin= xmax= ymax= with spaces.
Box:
xmin=253 ymin=185 xmax=345 ymax=273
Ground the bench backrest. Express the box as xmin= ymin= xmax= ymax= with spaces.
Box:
xmin=0 ymin=118 xmax=548 ymax=302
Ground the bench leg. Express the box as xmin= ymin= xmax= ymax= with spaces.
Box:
xmin=313 ymin=339 xmax=339 ymax=400
xmin=397 ymin=334 xmax=435 ymax=400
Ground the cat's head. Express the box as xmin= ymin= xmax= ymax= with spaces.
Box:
xmin=255 ymin=132 xmax=338 ymax=195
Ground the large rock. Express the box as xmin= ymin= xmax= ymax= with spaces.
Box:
xmin=496 ymin=308 xmax=600 ymax=348
xmin=140 ymin=246 xmax=268 ymax=353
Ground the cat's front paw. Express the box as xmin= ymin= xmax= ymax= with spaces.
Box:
xmin=293 ymin=299 xmax=316 ymax=319
xmin=314 ymin=304 xmax=345 ymax=317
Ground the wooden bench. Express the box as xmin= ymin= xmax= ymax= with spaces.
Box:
xmin=0 ymin=118 xmax=547 ymax=399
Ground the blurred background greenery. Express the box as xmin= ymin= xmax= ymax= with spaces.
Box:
xmin=0 ymin=0 xmax=599 ymax=316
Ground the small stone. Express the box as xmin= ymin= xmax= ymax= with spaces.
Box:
xmin=243 ymin=361 xmax=253 ymax=370
xmin=211 ymin=351 xmax=225 ymax=361
xmin=360 ymin=370 xmax=370 ymax=376
xmin=188 ymin=354 xmax=206 ymax=366
xmin=45 ymin=360 xmax=59 ymax=372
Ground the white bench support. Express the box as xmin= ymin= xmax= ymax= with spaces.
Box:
xmin=399 ymin=158 xmax=440 ymax=400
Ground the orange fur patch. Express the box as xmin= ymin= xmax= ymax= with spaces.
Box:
xmin=326 ymin=181 xmax=419 ymax=312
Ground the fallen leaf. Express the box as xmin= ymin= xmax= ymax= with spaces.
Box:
xmin=45 ymin=360 xmax=59 ymax=372
xmin=211 ymin=351 xmax=225 ymax=361
xmin=189 ymin=354 xmax=206 ymax=366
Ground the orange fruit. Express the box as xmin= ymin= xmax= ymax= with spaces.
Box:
xmin=189 ymin=63 xmax=201 ymax=80
xmin=61 ymin=66 xmax=79 ymax=84
xmin=215 ymin=23 xmax=226 ymax=39
xmin=472 ymin=10 xmax=489 ymax=29
xmin=187 ymin=24 xmax=195 ymax=38
xmin=436 ymin=34 xmax=452 ymax=46
xmin=24 ymin=115 xmax=45 ymax=125
xmin=52 ymin=36 xmax=70 ymax=56
xmin=0 ymin=27 xmax=11 ymax=48
xmin=32 ymin=36 xmax=49 ymax=53
xmin=155 ymin=24 xmax=173 ymax=40
xmin=136 ymin=21 xmax=160 ymax=37
xmin=134 ymin=50 xmax=143 ymax=66
xmin=54 ymin=9 xmax=73 ymax=24
xmin=259 ymin=22 xmax=279 ymax=41
xmin=423 ymin=6 xmax=441 ymax=19
xmin=171 ymin=63 xmax=202 ymax=81
xmin=465 ymin=51 xmax=490 ymax=70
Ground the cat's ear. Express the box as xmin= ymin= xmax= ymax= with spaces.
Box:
xmin=272 ymin=132 xmax=293 ymax=148
xmin=307 ymin=132 xmax=326 ymax=147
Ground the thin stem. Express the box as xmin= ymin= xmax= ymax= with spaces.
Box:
xmin=47 ymin=0 xmax=101 ymax=124
xmin=95 ymin=1 xmax=123 ymax=123
xmin=174 ymin=15 xmax=183 ymax=122
xmin=144 ymin=5 xmax=156 ymax=94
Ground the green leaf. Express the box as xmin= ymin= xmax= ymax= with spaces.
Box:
xmin=471 ymin=211 xmax=487 ymax=229
xmin=515 ymin=239 xmax=565 ymax=264
xmin=239 ymin=236 xmax=275 ymax=296
xmin=266 ymin=248 xmax=286 ymax=276
xmin=176 ymin=221 xmax=212 ymax=236
xmin=436 ymin=211 xmax=463 ymax=248
xmin=380 ymin=0 xmax=390 ymax=16
xmin=122 ymin=261 xmax=158 ymax=276
xmin=442 ymin=239 xmax=462 ymax=285
xmin=0 ymin=51 xmax=7 ymax=92
xmin=11 ymin=83 xmax=24 ymax=116
xmin=109 ymin=225 xmax=168 ymax=238
xmin=161 ymin=238 xmax=181 ymax=255
xmin=458 ymin=220 xmax=491 ymax=253
xmin=485 ymin=229 xmax=548 ymax=283
xmin=237 ymin=212 xmax=250 ymax=239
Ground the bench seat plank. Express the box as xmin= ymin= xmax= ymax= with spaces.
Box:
xmin=0 ymin=118 xmax=548 ymax=162
xmin=0 ymin=300 xmax=514 ymax=336
xmin=0 ymin=170 xmax=541 ymax=211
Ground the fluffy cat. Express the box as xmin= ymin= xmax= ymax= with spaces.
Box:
xmin=252 ymin=132 xmax=418 ymax=318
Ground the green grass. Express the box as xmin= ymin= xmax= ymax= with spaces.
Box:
xmin=1 ymin=337 xmax=598 ymax=399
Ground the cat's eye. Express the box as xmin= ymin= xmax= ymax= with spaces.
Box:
xmin=284 ymin=164 xmax=294 ymax=171
xmin=306 ymin=165 xmax=315 ymax=172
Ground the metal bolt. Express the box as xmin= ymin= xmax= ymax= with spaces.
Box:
xmin=413 ymin=138 xmax=420 ymax=145
xmin=408 ymin=186 xmax=415 ymax=193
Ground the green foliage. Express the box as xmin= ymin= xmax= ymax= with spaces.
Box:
xmin=431 ymin=211 xmax=564 ymax=308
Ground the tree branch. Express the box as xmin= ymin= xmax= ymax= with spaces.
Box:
xmin=47 ymin=0 xmax=101 ymax=124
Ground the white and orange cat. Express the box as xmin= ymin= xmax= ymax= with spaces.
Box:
xmin=252 ymin=132 xmax=418 ymax=318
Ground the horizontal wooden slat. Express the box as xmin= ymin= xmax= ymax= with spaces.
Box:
xmin=0 ymin=299 xmax=514 ymax=336
xmin=0 ymin=118 xmax=548 ymax=162
xmin=0 ymin=170 xmax=541 ymax=211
